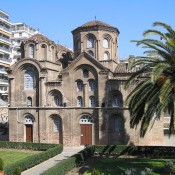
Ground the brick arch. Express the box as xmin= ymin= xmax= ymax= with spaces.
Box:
xmin=48 ymin=114 xmax=63 ymax=144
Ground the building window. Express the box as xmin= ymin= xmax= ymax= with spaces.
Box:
xmin=103 ymin=39 xmax=109 ymax=48
xmin=27 ymin=97 xmax=32 ymax=107
xmin=114 ymin=118 xmax=122 ymax=132
xmin=79 ymin=115 xmax=94 ymax=124
xmin=87 ymin=38 xmax=94 ymax=48
xmin=51 ymin=46 xmax=54 ymax=61
xmin=89 ymin=80 xmax=95 ymax=91
xmin=77 ymin=40 xmax=81 ymax=50
xmin=83 ymin=69 xmax=89 ymax=78
xmin=41 ymin=44 xmax=47 ymax=59
xmin=53 ymin=118 xmax=60 ymax=132
xmin=24 ymin=115 xmax=34 ymax=124
xmin=29 ymin=44 xmax=34 ymax=58
xmin=77 ymin=80 xmax=83 ymax=91
xmin=89 ymin=96 xmax=95 ymax=107
xmin=54 ymin=96 xmax=60 ymax=106
xmin=104 ymin=52 xmax=109 ymax=60
xmin=77 ymin=96 xmax=83 ymax=107
xmin=112 ymin=95 xmax=121 ymax=107
xmin=24 ymin=70 xmax=36 ymax=90
xmin=88 ymin=50 xmax=94 ymax=57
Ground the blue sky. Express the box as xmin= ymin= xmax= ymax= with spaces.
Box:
xmin=1 ymin=0 xmax=175 ymax=60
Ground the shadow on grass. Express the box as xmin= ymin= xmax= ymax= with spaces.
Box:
xmin=79 ymin=158 xmax=172 ymax=175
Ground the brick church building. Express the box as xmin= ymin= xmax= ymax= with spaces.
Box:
xmin=7 ymin=20 xmax=169 ymax=146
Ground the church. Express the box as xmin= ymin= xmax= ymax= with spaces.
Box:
xmin=7 ymin=20 xmax=169 ymax=146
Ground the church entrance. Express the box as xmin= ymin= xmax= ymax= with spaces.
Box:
xmin=24 ymin=115 xmax=34 ymax=142
xmin=26 ymin=125 xmax=33 ymax=142
xmin=79 ymin=115 xmax=94 ymax=145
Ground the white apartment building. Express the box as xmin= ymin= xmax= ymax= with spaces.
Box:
xmin=11 ymin=23 xmax=38 ymax=64
xmin=0 ymin=10 xmax=11 ymax=105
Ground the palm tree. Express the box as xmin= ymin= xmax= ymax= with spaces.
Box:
xmin=125 ymin=22 xmax=175 ymax=137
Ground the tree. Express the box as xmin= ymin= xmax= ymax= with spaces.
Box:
xmin=125 ymin=22 xmax=175 ymax=137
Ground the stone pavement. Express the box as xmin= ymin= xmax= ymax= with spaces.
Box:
xmin=21 ymin=146 xmax=84 ymax=175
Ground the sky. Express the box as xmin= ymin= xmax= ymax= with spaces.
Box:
xmin=1 ymin=0 xmax=175 ymax=60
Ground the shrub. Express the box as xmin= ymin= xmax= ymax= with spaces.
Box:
xmin=1 ymin=142 xmax=63 ymax=175
xmin=0 ymin=157 xmax=4 ymax=171
xmin=91 ymin=168 xmax=102 ymax=175
xmin=13 ymin=167 xmax=21 ymax=175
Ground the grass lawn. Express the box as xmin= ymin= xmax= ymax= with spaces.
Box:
xmin=0 ymin=149 xmax=40 ymax=167
xmin=81 ymin=157 xmax=175 ymax=175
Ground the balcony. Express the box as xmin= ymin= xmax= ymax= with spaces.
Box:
xmin=0 ymin=46 xmax=10 ymax=54
xmin=0 ymin=36 xmax=10 ymax=44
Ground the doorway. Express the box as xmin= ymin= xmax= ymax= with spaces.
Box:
xmin=26 ymin=124 xmax=33 ymax=142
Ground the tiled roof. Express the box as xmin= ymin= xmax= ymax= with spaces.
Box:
xmin=81 ymin=20 xmax=113 ymax=28
xmin=24 ymin=33 xmax=55 ymax=44
xmin=115 ymin=63 xmax=137 ymax=73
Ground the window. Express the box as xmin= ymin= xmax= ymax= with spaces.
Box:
xmin=114 ymin=118 xmax=122 ymax=132
xmin=104 ymin=52 xmax=109 ymax=60
xmin=24 ymin=115 xmax=34 ymax=124
xmin=77 ymin=96 xmax=83 ymax=107
xmin=87 ymin=38 xmax=94 ymax=48
xmin=51 ymin=46 xmax=54 ymax=61
xmin=79 ymin=115 xmax=94 ymax=124
xmin=112 ymin=95 xmax=121 ymax=107
xmin=53 ymin=118 xmax=60 ymax=132
xmin=29 ymin=44 xmax=34 ymax=58
xmin=103 ymin=39 xmax=109 ymax=48
xmin=54 ymin=96 xmax=60 ymax=106
xmin=77 ymin=80 xmax=83 ymax=91
xmin=88 ymin=50 xmax=94 ymax=57
xmin=89 ymin=96 xmax=95 ymax=107
xmin=77 ymin=40 xmax=81 ymax=50
xmin=41 ymin=44 xmax=47 ymax=59
xmin=83 ymin=69 xmax=89 ymax=78
xmin=89 ymin=80 xmax=95 ymax=91
xmin=24 ymin=70 xmax=36 ymax=90
xmin=27 ymin=97 xmax=32 ymax=107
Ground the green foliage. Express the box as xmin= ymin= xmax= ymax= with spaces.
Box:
xmin=125 ymin=22 xmax=175 ymax=136
xmin=0 ymin=141 xmax=63 ymax=175
xmin=0 ymin=157 xmax=4 ymax=171
xmin=41 ymin=146 xmax=94 ymax=175
xmin=91 ymin=168 xmax=102 ymax=175
xmin=13 ymin=166 xmax=21 ymax=175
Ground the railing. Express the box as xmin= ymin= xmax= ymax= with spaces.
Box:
xmin=0 ymin=36 xmax=10 ymax=42
xmin=0 ymin=25 xmax=10 ymax=32
xmin=0 ymin=46 xmax=10 ymax=52
xmin=0 ymin=57 xmax=10 ymax=63
xmin=0 ymin=79 xmax=8 ymax=83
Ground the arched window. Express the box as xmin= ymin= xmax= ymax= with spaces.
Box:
xmin=54 ymin=96 xmax=61 ymax=106
xmin=24 ymin=115 xmax=34 ymax=124
xmin=27 ymin=97 xmax=32 ymax=107
xmin=88 ymin=50 xmax=94 ymax=57
xmin=29 ymin=44 xmax=34 ymax=58
xmin=112 ymin=95 xmax=121 ymax=107
xmin=41 ymin=44 xmax=47 ymax=59
xmin=87 ymin=38 xmax=94 ymax=48
xmin=24 ymin=70 xmax=36 ymax=90
xmin=103 ymin=39 xmax=109 ymax=48
xmin=52 ymin=117 xmax=60 ymax=132
xmin=51 ymin=46 xmax=54 ymax=61
xmin=104 ymin=52 xmax=109 ymax=60
xmin=114 ymin=117 xmax=122 ymax=132
xmin=79 ymin=115 xmax=94 ymax=124
xmin=83 ymin=69 xmax=89 ymax=78
xmin=77 ymin=80 xmax=83 ymax=91
xmin=77 ymin=40 xmax=81 ymax=50
xmin=89 ymin=80 xmax=95 ymax=91
xmin=89 ymin=96 xmax=95 ymax=107
xmin=77 ymin=96 xmax=83 ymax=107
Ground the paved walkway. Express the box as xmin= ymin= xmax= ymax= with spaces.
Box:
xmin=21 ymin=146 xmax=84 ymax=175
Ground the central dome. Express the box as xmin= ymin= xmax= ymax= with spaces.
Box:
xmin=81 ymin=20 xmax=113 ymax=28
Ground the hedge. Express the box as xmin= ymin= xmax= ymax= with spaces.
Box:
xmin=0 ymin=141 xmax=63 ymax=175
xmin=94 ymin=145 xmax=175 ymax=158
xmin=41 ymin=146 xmax=95 ymax=175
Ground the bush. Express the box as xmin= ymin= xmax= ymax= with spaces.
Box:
xmin=91 ymin=168 xmax=102 ymax=175
xmin=0 ymin=157 xmax=4 ymax=171
xmin=13 ymin=167 xmax=21 ymax=175
xmin=1 ymin=142 xmax=63 ymax=175
xmin=41 ymin=146 xmax=94 ymax=175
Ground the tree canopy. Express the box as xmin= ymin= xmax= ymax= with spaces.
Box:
xmin=125 ymin=22 xmax=175 ymax=137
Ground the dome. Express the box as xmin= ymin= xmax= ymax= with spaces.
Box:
xmin=72 ymin=20 xmax=119 ymax=34
xmin=23 ymin=33 xmax=55 ymax=45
